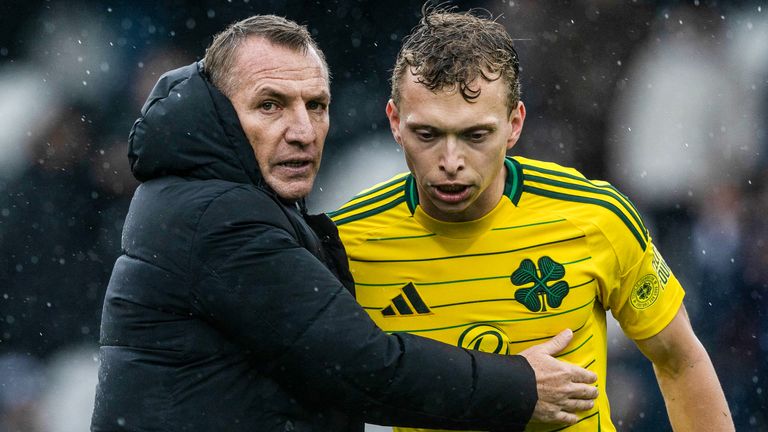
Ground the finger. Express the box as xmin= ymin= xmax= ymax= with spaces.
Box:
xmin=569 ymin=366 xmax=598 ymax=384
xmin=562 ymin=398 xmax=595 ymax=413
xmin=567 ymin=383 xmax=599 ymax=400
xmin=552 ymin=410 xmax=579 ymax=425
xmin=536 ymin=329 xmax=574 ymax=356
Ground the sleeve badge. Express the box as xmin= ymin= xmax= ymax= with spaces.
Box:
xmin=630 ymin=274 xmax=661 ymax=309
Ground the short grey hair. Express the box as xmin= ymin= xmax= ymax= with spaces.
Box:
xmin=203 ymin=15 xmax=328 ymax=96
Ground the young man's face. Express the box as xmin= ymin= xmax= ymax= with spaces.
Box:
xmin=386 ymin=72 xmax=525 ymax=222
xmin=228 ymin=36 xmax=330 ymax=201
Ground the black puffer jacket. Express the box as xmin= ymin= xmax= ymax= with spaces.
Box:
xmin=91 ymin=62 xmax=536 ymax=432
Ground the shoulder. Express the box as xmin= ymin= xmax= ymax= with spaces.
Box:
xmin=195 ymin=182 xmax=289 ymax=228
xmin=329 ymin=172 xmax=413 ymax=243
xmin=329 ymin=172 xmax=412 ymax=225
xmin=130 ymin=177 xmax=295 ymax=250
xmin=122 ymin=178 xmax=273 ymax=276
xmin=514 ymin=156 xmax=650 ymax=254
xmin=188 ymin=181 xmax=307 ymax=271
xmin=131 ymin=178 xmax=283 ymax=226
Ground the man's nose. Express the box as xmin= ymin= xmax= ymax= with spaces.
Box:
xmin=439 ymin=137 xmax=464 ymax=175
xmin=285 ymin=106 xmax=317 ymax=146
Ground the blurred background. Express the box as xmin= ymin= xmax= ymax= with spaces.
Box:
xmin=0 ymin=0 xmax=766 ymax=430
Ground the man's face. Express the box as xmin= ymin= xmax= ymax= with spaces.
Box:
xmin=386 ymin=72 xmax=525 ymax=222
xmin=228 ymin=37 xmax=330 ymax=201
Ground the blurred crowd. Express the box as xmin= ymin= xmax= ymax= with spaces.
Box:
xmin=0 ymin=1 xmax=766 ymax=430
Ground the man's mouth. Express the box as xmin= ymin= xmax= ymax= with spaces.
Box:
xmin=278 ymin=160 xmax=311 ymax=168
xmin=275 ymin=159 xmax=314 ymax=176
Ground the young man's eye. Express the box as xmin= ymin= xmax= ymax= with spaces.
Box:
xmin=466 ymin=131 xmax=489 ymax=142
xmin=416 ymin=130 xmax=435 ymax=141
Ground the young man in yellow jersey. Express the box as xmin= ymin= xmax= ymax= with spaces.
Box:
xmin=331 ymin=7 xmax=734 ymax=432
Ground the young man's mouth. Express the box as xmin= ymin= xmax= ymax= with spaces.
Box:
xmin=433 ymin=184 xmax=471 ymax=203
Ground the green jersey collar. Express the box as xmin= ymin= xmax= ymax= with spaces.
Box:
xmin=404 ymin=156 xmax=524 ymax=215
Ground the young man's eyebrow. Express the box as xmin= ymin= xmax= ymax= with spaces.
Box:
xmin=405 ymin=122 xmax=438 ymax=130
xmin=459 ymin=123 xmax=497 ymax=133
xmin=405 ymin=122 xmax=497 ymax=133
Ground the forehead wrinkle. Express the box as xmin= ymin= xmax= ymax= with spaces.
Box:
xmin=239 ymin=64 xmax=327 ymax=85
xmin=232 ymin=39 xmax=329 ymax=93
xmin=236 ymin=67 xmax=329 ymax=101
xmin=250 ymin=83 xmax=330 ymax=104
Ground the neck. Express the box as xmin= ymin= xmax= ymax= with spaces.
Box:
xmin=420 ymin=163 xmax=508 ymax=223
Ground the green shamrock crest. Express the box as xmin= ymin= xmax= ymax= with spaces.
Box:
xmin=511 ymin=256 xmax=570 ymax=312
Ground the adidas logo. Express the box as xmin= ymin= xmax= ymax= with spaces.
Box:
xmin=381 ymin=282 xmax=432 ymax=317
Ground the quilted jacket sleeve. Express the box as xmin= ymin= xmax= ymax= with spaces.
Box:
xmin=191 ymin=186 xmax=537 ymax=431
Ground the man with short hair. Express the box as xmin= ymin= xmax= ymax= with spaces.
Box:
xmin=91 ymin=14 xmax=598 ymax=432
xmin=333 ymin=8 xmax=734 ymax=432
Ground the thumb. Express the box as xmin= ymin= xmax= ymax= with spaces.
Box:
xmin=537 ymin=329 xmax=574 ymax=356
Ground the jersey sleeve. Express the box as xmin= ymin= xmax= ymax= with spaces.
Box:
xmin=606 ymin=238 xmax=686 ymax=340
xmin=564 ymin=177 xmax=687 ymax=341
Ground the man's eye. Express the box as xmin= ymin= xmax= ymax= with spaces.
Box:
xmin=260 ymin=101 xmax=278 ymax=111
xmin=307 ymin=101 xmax=327 ymax=111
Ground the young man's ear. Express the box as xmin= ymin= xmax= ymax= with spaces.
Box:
xmin=386 ymin=99 xmax=403 ymax=146
xmin=506 ymin=101 xmax=526 ymax=151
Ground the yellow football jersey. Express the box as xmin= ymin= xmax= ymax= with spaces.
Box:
xmin=331 ymin=156 xmax=685 ymax=432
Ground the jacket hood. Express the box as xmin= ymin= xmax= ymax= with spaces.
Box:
xmin=128 ymin=61 xmax=264 ymax=186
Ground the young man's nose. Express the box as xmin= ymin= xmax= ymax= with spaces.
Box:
xmin=439 ymin=138 xmax=465 ymax=174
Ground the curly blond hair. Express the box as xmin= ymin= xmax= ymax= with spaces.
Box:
xmin=391 ymin=6 xmax=520 ymax=113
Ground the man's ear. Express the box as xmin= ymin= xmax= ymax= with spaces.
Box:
xmin=506 ymin=101 xmax=526 ymax=151
xmin=386 ymin=99 xmax=403 ymax=146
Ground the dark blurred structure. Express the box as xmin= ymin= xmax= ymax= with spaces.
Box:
xmin=0 ymin=0 xmax=765 ymax=430
xmin=0 ymin=106 xmax=107 ymax=357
